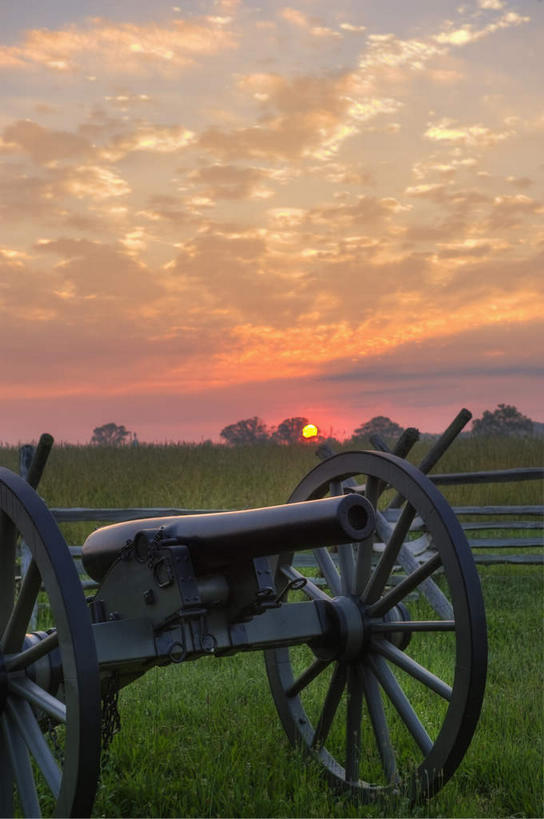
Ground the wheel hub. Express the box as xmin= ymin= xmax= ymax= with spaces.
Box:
xmin=24 ymin=631 xmax=63 ymax=694
xmin=329 ymin=595 xmax=368 ymax=661
xmin=315 ymin=595 xmax=413 ymax=661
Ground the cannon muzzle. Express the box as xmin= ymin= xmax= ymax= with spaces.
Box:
xmin=82 ymin=494 xmax=374 ymax=581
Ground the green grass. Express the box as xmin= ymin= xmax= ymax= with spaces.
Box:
xmin=0 ymin=437 xmax=542 ymax=817
xmin=93 ymin=564 xmax=543 ymax=818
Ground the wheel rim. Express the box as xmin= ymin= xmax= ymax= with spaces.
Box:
xmin=0 ymin=468 xmax=101 ymax=817
xmin=265 ymin=451 xmax=487 ymax=801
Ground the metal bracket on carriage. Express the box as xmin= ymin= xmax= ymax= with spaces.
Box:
xmin=237 ymin=556 xmax=281 ymax=620
xmin=154 ymin=543 xmax=218 ymax=655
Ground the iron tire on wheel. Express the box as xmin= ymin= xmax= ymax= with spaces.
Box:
xmin=265 ymin=451 xmax=487 ymax=803
xmin=0 ymin=467 xmax=101 ymax=818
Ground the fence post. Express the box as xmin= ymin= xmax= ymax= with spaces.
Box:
xmin=18 ymin=433 xmax=55 ymax=629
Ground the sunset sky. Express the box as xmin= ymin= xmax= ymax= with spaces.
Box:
xmin=1 ymin=0 xmax=542 ymax=444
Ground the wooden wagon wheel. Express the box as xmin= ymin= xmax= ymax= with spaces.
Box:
xmin=0 ymin=468 xmax=101 ymax=817
xmin=265 ymin=451 xmax=487 ymax=802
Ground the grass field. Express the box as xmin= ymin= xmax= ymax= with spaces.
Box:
xmin=0 ymin=436 xmax=542 ymax=817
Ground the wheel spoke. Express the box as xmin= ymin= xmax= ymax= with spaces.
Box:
xmin=8 ymin=677 xmax=67 ymax=723
xmin=0 ymin=730 xmax=14 ymax=817
xmin=328 ymin=477 xmax=353 ymax=594
xmin=311 ymin=662 xmax=347 ymax=749
xmin=353 ymin=477 xmax=379 ymax=596
xmin=2 ymin=560 xmax=42 ymax=652
xmin=6 ymin=698 xmax=61 ymax=797
xmin=345 ymin=664 xmax=363 ymax=783
xmin=367 ymin=553 xmax=443 ymax=618
xmin=0 ymin=513 xmax=17 ymax=632
xmin=1 ymin=711 xmax=41 ymax=818
xmin=371 ymin=620 xmax=455 ymax=633
xmin=286 ymin=658 xmax=332 ymax=697
xmin=362 ymin=668 xmax=398 ymax=784
xmin=280 ymin=565 xmax=331 ymax=601
xmin=313 ymin=549 xmax=342 ymax=596
xmin=373 ymin=639 xmax=452 ymax=701
xmin=395 ymin=545 xmax=453 ymax=620
xmin=338 ymin=544 xmax=355 ymax=595
xmin=6 ymin=631 xmax=59 ymax=673
xmin=353 ymin=538 xmax=373 ymax=597
xmin=363 ymin=504 xmax=416 ymax=604
xmin=369 ymin=654 xmax=433 ymax=755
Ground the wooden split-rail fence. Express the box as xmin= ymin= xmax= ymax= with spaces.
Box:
xmin=16 ymin=442 xmax=544 ymax=597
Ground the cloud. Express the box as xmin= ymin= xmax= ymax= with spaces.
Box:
xmin=355 ymin=10 xmax=529 ymax=86
xmin=0 ymin=163 xmax=57 ymax=222
xmin=478 ymin=0 xmax=505 ymax=9
xmin=279 ymin=7 xmax=341 ymax=38
xmin=505 ymin=176 xmax=533 ymax=189
xmin=62 ymin=165 xmax=131 ymax=199
xmin=487 ymin=194 xmax=543 ymax=230
xmin=306 ymin=194 xmax=404 ymax=228
xmin=198 ymin=71 xmax=398 ymax=161
xmin=138 ymin=194 xmax=193 ymax=225
xmin=424 ymin=118 xmax=512 ymax=148
xmin=165 ymin=226 xmax=313 ymax=325
xmin=186 ymin=163 xmax=274 ymax=200
xmin=434 ymin=11 xmax=529 ymax=47
xmin=360 ymin=33 xmax=444 ymax=72
xmin=101 ymin=125 xmax=195 ymax=160
xmin=340 ymin=23 xmax=367 ymax=33
xmin=34 ymin=238 xmax=161 ymax=301
xmin=280 ymin=7 xmax=309 ymax=28
xmin=318 ymin=319 xmax=544 ymax=397
xmin=0 ymin=16 xmax=237 ymax=75
xmin=2 ymin=120 xmax=93 ymax=164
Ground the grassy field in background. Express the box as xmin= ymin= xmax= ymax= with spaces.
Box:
xmin=0 ymin=436 xmax=542 ymax=817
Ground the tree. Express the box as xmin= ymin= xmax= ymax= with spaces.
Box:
xmin=220 ymin=416 xmax=269 ymax=445
xmin=351 ymin=416 xmax=404 ymax=441
xmin=472 ymin=404 xmax=533 ymax=436
xmin=91 ymin=422 xmax=132 ymax=446
xmin=272 ymin=416 xmax=309 ymax=444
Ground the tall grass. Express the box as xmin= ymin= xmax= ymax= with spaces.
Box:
xmin=0 ymin=437 xmax=542 ymax=817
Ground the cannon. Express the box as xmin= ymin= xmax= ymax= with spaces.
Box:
xmin=0 ymin=446 xmax=487 ymax=817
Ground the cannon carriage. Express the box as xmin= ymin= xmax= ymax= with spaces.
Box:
xmin=0 ymin=433 xmax=488 ymax=817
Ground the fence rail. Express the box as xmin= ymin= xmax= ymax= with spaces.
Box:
xmin=13 ymin=439 xmax=544 ymax=589
xmin=50 ymin=466 xmax=543 ymax=578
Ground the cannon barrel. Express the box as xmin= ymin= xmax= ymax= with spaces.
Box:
xmin=82 ymin=494 xmax=375 ymax=580
xmin=164 ymin=493 xmax=374 ymax=568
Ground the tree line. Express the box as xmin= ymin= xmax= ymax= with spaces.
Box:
xmin=219 ymin=404 xmax=536 ymax=445
xmin=90 ymin=404 xmax=537 ymax=446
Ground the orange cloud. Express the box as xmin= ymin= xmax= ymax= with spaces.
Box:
xmin=434 ymin=11 xmax=529 ymax=46
xmin=2 ymin=120 xmax=93 ymax=164
xmin=198 ymin=71 xmax=398 ymax=161
xmin=186 ymin=164 xmax=275 ymax=200
xmin=101 ymin=125 xmax=195 ymax=160
xmin=0 ymin=16 xmax=237 ymax=75
xmin=62 ymin=165 xmax=131 ymax=200
xmin=424 ymin=118 xmax=512 ymax=148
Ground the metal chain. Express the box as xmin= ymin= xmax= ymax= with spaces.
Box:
xmin=100 ymin=672 xmax=121 ymax=759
